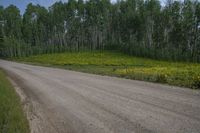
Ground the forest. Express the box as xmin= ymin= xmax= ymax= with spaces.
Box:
xmin=0 ymin=0 xmax=200 ymax=62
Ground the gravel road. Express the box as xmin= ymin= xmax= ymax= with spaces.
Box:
xmin=0 ymin=59 xmax=200 ymax=133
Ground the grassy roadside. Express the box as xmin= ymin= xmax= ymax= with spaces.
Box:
xmin=0 ymin=70 xmax=29 ymax=133
xmin=14 ymin=51 xmax=200 ymax=89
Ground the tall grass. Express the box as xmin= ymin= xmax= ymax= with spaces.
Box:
xmin=0 ymin=70 xmax=29 ymax=133
xmin=16 ymin=51 xmax=200 ymax=89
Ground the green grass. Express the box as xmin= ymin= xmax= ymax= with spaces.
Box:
xmin=15 ymin=51 xmax=200 ymax=89
xmin=0 ymin=70 xmax=29 ymax=133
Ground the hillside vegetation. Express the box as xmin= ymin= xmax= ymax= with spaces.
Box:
xmin=16 ymin=51 xmax=200 ymax=89
xmin=0 ymin=70 xmax=29 ymax=133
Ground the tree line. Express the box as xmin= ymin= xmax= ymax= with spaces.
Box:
xmin=0 ymin=0 xmax=200 ymax=62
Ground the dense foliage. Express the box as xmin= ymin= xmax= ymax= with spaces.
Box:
xmin=0 ymin=0 xmax=200 ymax=62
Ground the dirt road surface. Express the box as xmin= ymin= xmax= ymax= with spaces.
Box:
xmin=0 ymin=59 xmax=200 ymax=133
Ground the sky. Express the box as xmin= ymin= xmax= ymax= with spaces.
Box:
xmin=0 ymin=0 xmax=117 ymax=14
xmin=0 ymin=0 xmax=68 ymax=14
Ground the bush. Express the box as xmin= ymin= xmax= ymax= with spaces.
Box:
xmin=192 ymin=75 xmax=200 ymax=89
xmin=156 ymin=74 xmax=167 ymax=83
